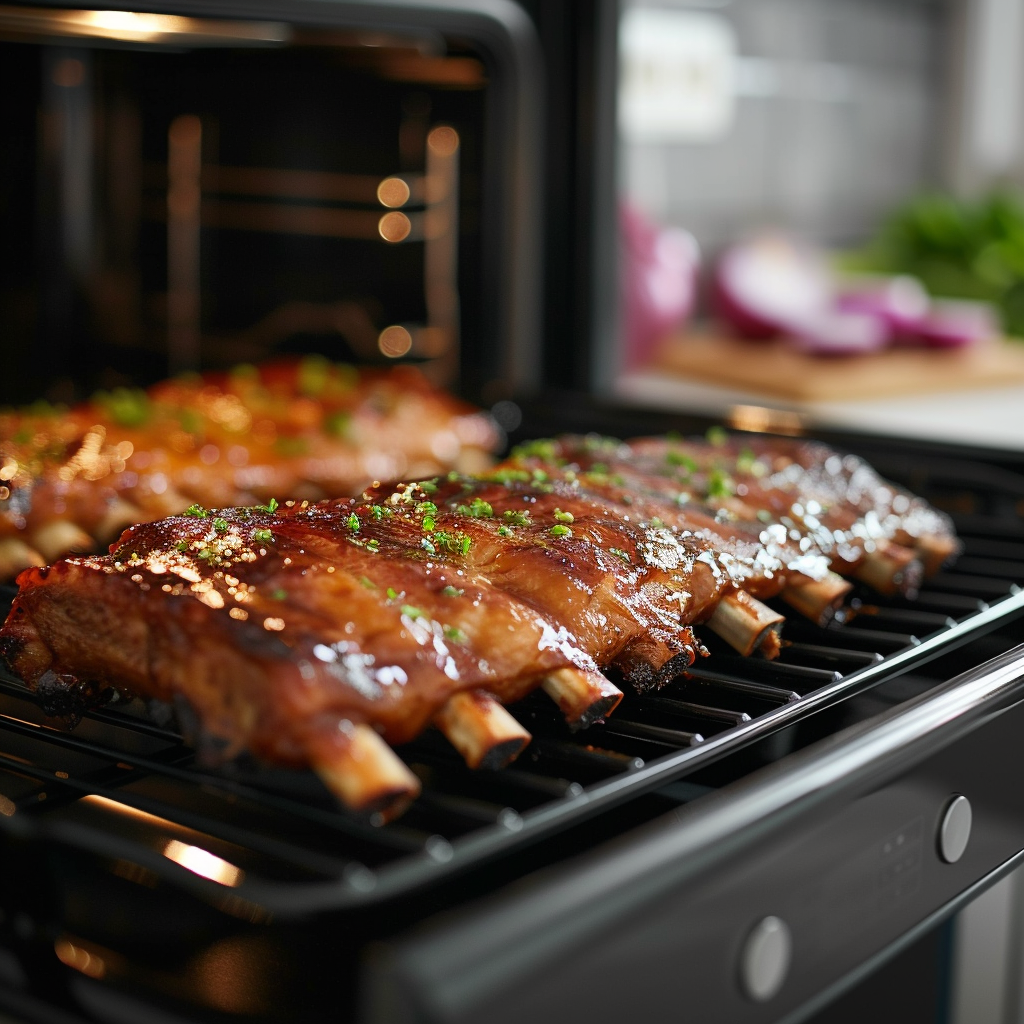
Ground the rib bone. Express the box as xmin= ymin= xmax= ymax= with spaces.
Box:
xmin=434 ymin=690 xmax=531 ymax=770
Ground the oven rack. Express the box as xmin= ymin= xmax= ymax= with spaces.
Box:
xmin=0 ymin=501 xmax=1021 ymax=920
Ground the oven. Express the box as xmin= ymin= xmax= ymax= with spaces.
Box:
xmin=2 ymin=2 xmax=1024 ymax=1023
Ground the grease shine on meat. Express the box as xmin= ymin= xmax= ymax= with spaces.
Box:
xmin=0 ymin=433 xmax=959 ymax=819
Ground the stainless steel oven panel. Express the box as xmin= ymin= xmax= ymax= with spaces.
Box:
xmin=367 ymin=645 xmax=1024 ymax=1024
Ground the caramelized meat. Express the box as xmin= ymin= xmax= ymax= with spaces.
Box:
xmin=0 ymin=430 xmax=959 ymax=818
xmin=0 ymin=358 xmax=499 ymax=580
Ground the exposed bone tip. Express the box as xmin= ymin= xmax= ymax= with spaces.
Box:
xmin=309 ymin=722 xmax=420 ymax=821
xmin=434 ymin=690 xmax=531 ymax=770
xmin=707 ymin=591 xmax=785 ymax=659
xmin=542 ymin=666 xmax=623 ymax=731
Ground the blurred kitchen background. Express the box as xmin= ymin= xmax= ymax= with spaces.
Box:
xmin=612 ymin=0 xmax=1024 ymax=450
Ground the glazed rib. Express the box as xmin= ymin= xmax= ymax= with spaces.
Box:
xmin=0 ymin=430 xmax=960 ymax=819
xmin=0 ymin=357 xmax=499 ymax=580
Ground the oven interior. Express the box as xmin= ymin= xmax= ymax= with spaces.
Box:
xmin=2 ymin=4 xmax=1024 ymax=1023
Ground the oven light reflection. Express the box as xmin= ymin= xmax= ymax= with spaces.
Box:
xmin=729 ymin=404 xmax=806 ymax=436
xmin=163 ymin=839 xmax=244 ymax=887
xmin=54 ymin=938 xmax=106 ymax=979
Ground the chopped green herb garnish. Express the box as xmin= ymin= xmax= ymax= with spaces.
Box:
xmin=441 ymin=585 xmax=464 ymax=597
xmin=275 ymin=436 xmax=310 ymax=457
xmin=416 ymin=501 xmax=438 ymax=516
xmin=369 ymin=504 xmax=389 ymax=521
xmin=502 ymin=509 xmax=531 ymax=527
xmin=488 ymin=468 xmax=530 ymax=485
xmin=456 ymin=497 xmax=493 ymax=518
xmin=386 ymin=587 xmax=400 ymax=601
xmin=359 ymin=576 xmax=377 ymax=589
xmin=418 ymin=479 xmax=439 ymax=494
xmin=177 ymin=408 xmax=204 ymax=435
xmin=497 ymin=525 xmax=513 ymax=537
xmin=512 ymin=438 xmax=558 ymax=460
xmin=706 ymin=468 xmax=735 ymax=499
xmin=549 ymin=524 xmax=572 ymax=538
xmin=366 ymin=538 xmax=379 ymax=551
xmin=272 ymin=588 xmax=288 ymax=601
xmin=346 ymin=514 xmax=360 ymax=531
xmin=422 ymin=515 xmax=436 ymax=532
xmin=212 ymin=517 xmax=229 ymax=534
xmin=609 ymin=547 xmax=631 ymax=563
xmin=323 ymin=411 xmax=351 ymax=438
xmin=553 ymin=508 xmax=574 ymax=524
xmin=706 ymin=425 xmax=729 ymax=447
xmin=173 ymin=540 xmax=189 ymax=553
xmin=297 ymin=353 xmax=331 ymax=396
xmin=197 ymin=548 xmax=218 ymax=563
xmin=434 ymin=530 xmax=472 ymax=556
xmin=443 ymin=625 xmax=466 ymax=643
xmin=649 ymin=517 xmax=665 ymax=529
xmin=93 ymin=387 xmax=151 ymax=428
xmin=401 ymin=604 xmax=423 ymax=620
xmin=252 ymin=528 xmax=273 ymax=544
xmin=736 ymin=448 xmax=758 ymax=474
xmin=666 ymin=450 xmax=698 ymax=472
xmin=257 ymin=498 xmax=279 ymax=514
xmin=185 ymin=504 xmax=209 ymax=518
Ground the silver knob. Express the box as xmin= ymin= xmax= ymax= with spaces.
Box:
xmin=938 ymin=794 xmax=972 ymax=864
xmin=739 ymin=915 xmax=791 ymax=1002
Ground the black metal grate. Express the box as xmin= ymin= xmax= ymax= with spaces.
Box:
xmin=0 ymin=450 xmax=1022 ymax=919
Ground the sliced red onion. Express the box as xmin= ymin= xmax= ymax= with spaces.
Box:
xmin=910 ymin=299 xmax=999 ymax=349
xmin=786 ymin=308 xmax=891 ymax=356
xmin=621 ymin=203 xmax=700 ymax=367
xmin=835 ymin=275 xmax=930 ymax=341
xmin=712 ymin=235 xmax=832 ymax=339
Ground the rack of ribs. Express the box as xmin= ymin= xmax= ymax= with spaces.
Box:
xmin=0 ymin=357 xmax=499 ymax=582
xmin=0 ymin=431 xmax=959 ymax=820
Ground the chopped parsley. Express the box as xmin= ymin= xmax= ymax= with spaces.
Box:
xmin=173 ymin=540 xmax=189 ymax=553
xmin=502 ymin=509 xmax=532 ymax=527
xmin=512 ymin=438 xmax=558 ymax=460
xmin=252 ymin=528 xmax=273 ymax=544
xmin=549 ymin=524 xmax=572 ymax=538
xmin=443 ymin=625 xmax=466 ymax=643
xmin=401 ymin=604 xmax=423 ymax=620
xmin=434 ymin=530 xmax=472 ymax=556
xmin=212 ymin=517 xmax=229 ymax=534
xmin=456 ymin=497 xmax=493 ymax=518
xmin=441 ymin=585 xmax=464 ymax=597
xmin=256 ymin=498 xmax=279 ymax=514
xmin=497 ymin=525 xmax=513 ymax=537
xmin=369 ymin=505 xmax=390 ymax=521
xmin=706 ymin=468 xmax=735 ymax=499
xmin=666 ymin=450 xmax=698 ymax=473
xmin=422 ymin=515 xmax=436 ymax=532
xmin=386 ymin=587 xmax=401 ymax=601
xmin=346 ymin=514 xmax=360 ymax=531
xmin=553 ymin=508 xmax=574 ymax=524
xmin=416 ymin=501 xmax=438 ymax=516
xmin=185 ymin=504 xmax=209 ymax=518
xmin=608 ymin=547 xmax=631 ymax=563
xmin=323 ymin=411 xmax=351 ymax=438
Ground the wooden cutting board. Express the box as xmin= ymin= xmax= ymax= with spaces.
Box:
xmin=651 ymin=329 xmax=1024 ymax=402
